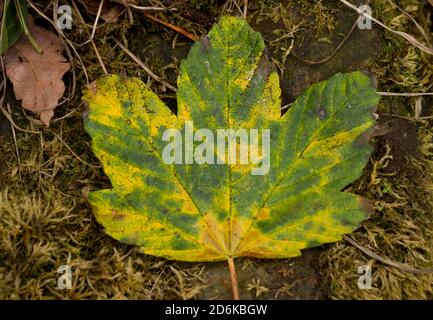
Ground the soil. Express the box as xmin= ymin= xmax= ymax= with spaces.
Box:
xmin=195 ymin=249 xmax=328 ymax=299
xmin=374 ymin=113 xmax=420 ymax=176
xmin=252 ymin=2 xmax=384 ymax=105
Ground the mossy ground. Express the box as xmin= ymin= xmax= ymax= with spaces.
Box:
xmin=0 ymin=0 xmax=432 ymax=299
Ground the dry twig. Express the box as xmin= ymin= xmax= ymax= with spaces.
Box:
xmin=344 ymin=236 xmax=433 ymax=275
xmin=144 ymin=13 xmax=198 ymax=41
xmin=116 ymin=41 xmax=177 ymax=92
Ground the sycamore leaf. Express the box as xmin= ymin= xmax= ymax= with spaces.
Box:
xmin=4 ymin=17 xmax=70 ymax=127
xmin=83 ymin=16 xmax=379 ymax=263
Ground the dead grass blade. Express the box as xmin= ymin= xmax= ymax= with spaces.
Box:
xmin=344 ymin=236 xmax=433 ymax=275
xmin=116 ymin=41 xmax=177 ymax=92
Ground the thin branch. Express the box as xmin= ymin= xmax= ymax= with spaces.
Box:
xmin=377 ymin=92 xmax=433 ymax=96
xmin=344 ymin=235 xmax=433 ymax=275
xmin=116 ymin=41 xmax=177 ymax=92
xmin=392 ymin=1 xmax=431 ymax=47
xmin=144 ymin=13 xmax=198 ymax=41
xmin=91 ymin=40 xmax=108 ymax=74
xmin=243 ymin=0 xmax=248 ymax=19
xmin=128 ymin=4 xmax=175 ymax=12
xmin=90 ymin=0 xmax=105 ymax=42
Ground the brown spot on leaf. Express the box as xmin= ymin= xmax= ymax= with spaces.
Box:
xmin=317 ymin=108 xmax=326 ymax=120
xmin=111 ymin=210 xmax=126 ymax=221
xmin=200 ymin=36 xmax=211 ymax=52
xmin=357 ymin=197 xmax=375 ymax=218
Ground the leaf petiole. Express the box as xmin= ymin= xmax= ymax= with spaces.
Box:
xmin=228 ymin=258 xmax=240 ymax=300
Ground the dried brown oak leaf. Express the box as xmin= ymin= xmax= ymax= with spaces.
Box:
xmin=4 ymin=17 xmax=70 ymax=127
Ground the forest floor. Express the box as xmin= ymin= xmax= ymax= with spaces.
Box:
xmin=1 ymin=0 xmax=433 ymax=299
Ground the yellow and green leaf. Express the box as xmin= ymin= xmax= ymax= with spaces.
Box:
xmin=83 ymin=16 xmax=380 ymax=262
